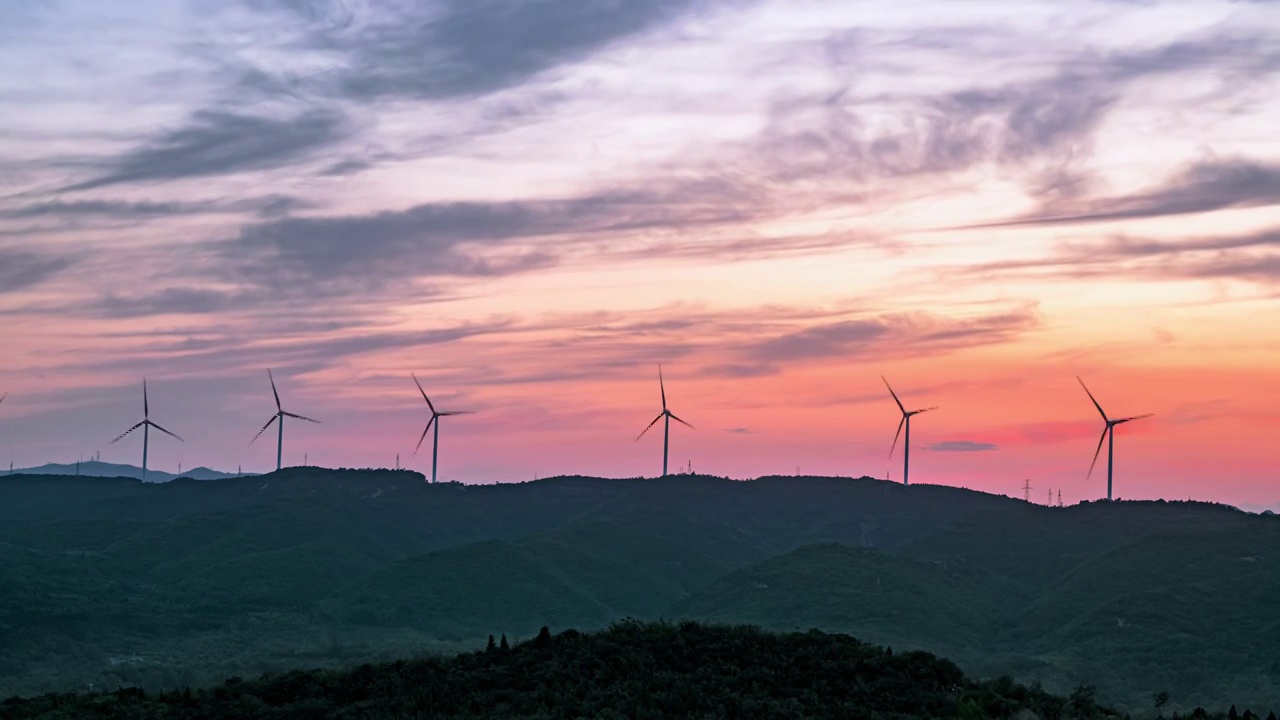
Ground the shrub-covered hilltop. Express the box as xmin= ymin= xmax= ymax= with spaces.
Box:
xmin=1 ymin=621 xmax=1124 ymax=720
xmin=4 ymin=470 xmax=1279 ymax=712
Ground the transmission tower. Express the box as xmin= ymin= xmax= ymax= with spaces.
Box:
xmin=1022 ymin=478 xmax=1033 ymax=502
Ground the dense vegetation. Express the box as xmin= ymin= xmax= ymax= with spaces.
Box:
xmin=1 ymin=621 xmax=1128 ymax=719
xmin=2 ymin=470 xmax=1277 ymax=715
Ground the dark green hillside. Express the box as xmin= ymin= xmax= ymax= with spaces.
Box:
xmin=671 ymin=543 xmax=1008 ymax=649
xmin=11 ymin=471 xmax=972 ymax=697
xmin=0 ymin=622 xmax=1120 ymax=720
xmin=675 ymin=502 xmax=1280 ymax=715
xmin=340 ymin=517 xmax=761 ymax=639
xmin=2 ymin=470 xmax=1276 ymax=714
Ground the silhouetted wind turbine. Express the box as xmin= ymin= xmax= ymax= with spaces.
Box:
xmin=251 ymin=369 xmax=320 ymax=471
xmin=884 ymin=376 xmax=937 ymax=486
xmin=1078 ymin=376 xmax=1153 ymax=501
xmin=636 ymin=365 xmax=694 ymax=477
xmin=412 ymin=374 xmax=473 ymax=484
xmin=110 ymin=379 xmax=182 ymax=481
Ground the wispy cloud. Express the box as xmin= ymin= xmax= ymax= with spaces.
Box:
xmin=968 ymin=160 xmax=1280 ymax=228
xmin=0 ymin=195 xmax=307 ymax=221
xmin=60 ymin=108 xmax=349 ymax=192
xmin=0 ymin=249 xmax=72 ymax=293
xmin=962 ymin=227 xmax=1280 ymax=286
xmin=240 ymin=0 xmax=751 ymax=102
xmin=927 ymin=441 xmax=998 ymax=452
xmin=747 ymin=306 xmax=1040 ymax=365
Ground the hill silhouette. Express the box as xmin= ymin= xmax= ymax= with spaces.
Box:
xmin=0 ymin=621 xmax=1129 ymax=719
xmin=9 ymin=461 xmax=250 ymax=483
xmin=1 ymin=470 xmax=1277 ymax=714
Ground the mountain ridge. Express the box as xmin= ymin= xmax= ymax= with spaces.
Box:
xmin=2 ymin=469 xmax=1276 ymax=713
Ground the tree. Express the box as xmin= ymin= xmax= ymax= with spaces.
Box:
xmin=499 ymin=634 xmax=509 ymax=651
xmin=1154 ymin=691 xmax=1169 ymax=717
xmin=534 ymin=626 xmax=552 ymax=647
xmin=1229 ymin=705 xmax=1239 ymax=720
xmin=959 ymin=698 xmax=983 ymax=720
xmin=486 ymin=635 xmax=496 ymax=653
xmin=1070 ymin=685 xmax=1097 ymax=714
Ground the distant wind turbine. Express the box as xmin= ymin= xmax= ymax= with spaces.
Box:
xmin=412 ymin=374 xmax=473 ymax=484
xmin=251 ymin=369 xmax=320 ymax=471
xmin=1078 ymin=376 xmax=1153 ymax=501
xmin=636 ymin=365 xmax=694 ymax=477
xmin=110 ymin=379 xmax=182 ymax=481
xmin=884 ymin=376 xmax=937 ymax=486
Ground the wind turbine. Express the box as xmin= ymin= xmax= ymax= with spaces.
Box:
xmin=110 ymin=379 xmax=182 ymax=481
xmin=883 ymin=376 xmax=937 ymax=486
xmin=412 ymin=374 xmax=473 ymax=484
xmin=1078 ymin=376 xmax=1153 ymax=501
xmin=251 ymin=369 xmax=320 ymax=471
xmin=636 ymin=365 xmax=694 ymax=477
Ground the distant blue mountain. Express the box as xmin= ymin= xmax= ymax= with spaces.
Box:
xmin=10 ymin=460 xmax=254 ymax=483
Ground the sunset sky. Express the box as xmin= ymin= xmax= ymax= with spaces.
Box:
xmin=2 ymin=0 xmax=1278 ymax=508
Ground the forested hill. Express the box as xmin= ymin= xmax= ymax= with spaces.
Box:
xmin=0 ymin=621 xmax=1127 ymax=720
xmin=2 ymin=470 xmax=1276 ymax=713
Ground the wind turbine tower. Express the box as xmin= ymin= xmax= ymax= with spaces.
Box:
xmin=412 ymin=374 xmax=474 ymax=484
xmin=110 ymin=379 xmax=183 ymax=481
xmin=883 ymin=376 xmax=938 ymax=486
xmin=1077 ymin=376 xmax=1153 ymax=501
xmin=636 ymin=365 xmax=694 ymax=477
xmin=251 ymin=369 xmax=321 ymax=471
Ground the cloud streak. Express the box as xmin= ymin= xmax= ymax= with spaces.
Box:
xmin=61 ymin=108 xmax=349 ymax=192
xmin=962 ymin=227 xmax=1280 ymax=286
xmin=928 ymin=441 xmax=998 ymax=452
xmin=969 ymin=160 xmax=1280 ymax=228
xmin=748 ymin=307 xmax=1040 ymax=365
xmin=0 ymin=249 xmax=72 ymax=293
xmin=249 ymin=0 xmax=746 ymax=102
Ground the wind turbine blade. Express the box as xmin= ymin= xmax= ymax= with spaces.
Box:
xmin=413 ymin=416 xmax=436 ymax=455
xmin=912 ymin=406 xmax=940 ymax=415
xmin=251 ymin=414 xmax=279 ymax=444
xmin=412 ymin=373 xmax=436 ymax=414
xmin=143 ymin=378 xmax=149 ymax=419
xmin=882 ymin=376 xmax=906 ymax=414
xmin=438 ymin=410 xmax=475 ymax=416
xmin=668 ymin=412 xmax=695 ymax=429
xmin=147 ymin=421 xmax=183 ymax=442
xmin=659 ymin=365 xmax=667 ymax=411
xmin=636 ymin=413 xmax=664 ymax=440
xmin=0 ymin=392 xmax=6 ymax=405
xmin=283 ymin=412 xmax=321 ymax=424
xmin=1076 ymin=376 xmax=1109 ymax=422
xmin=110 ymin=421 xmax=147 ymax=444
xmin=888 ymin=416 xmax=905 ymax=459
xmin=1087 ymin=426 xmax=1108 ymax=479
xmin=1117 ymin=413 xmax=1154 ymax=423
xmin=268 ymin=369 xmax=281 ymax=411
